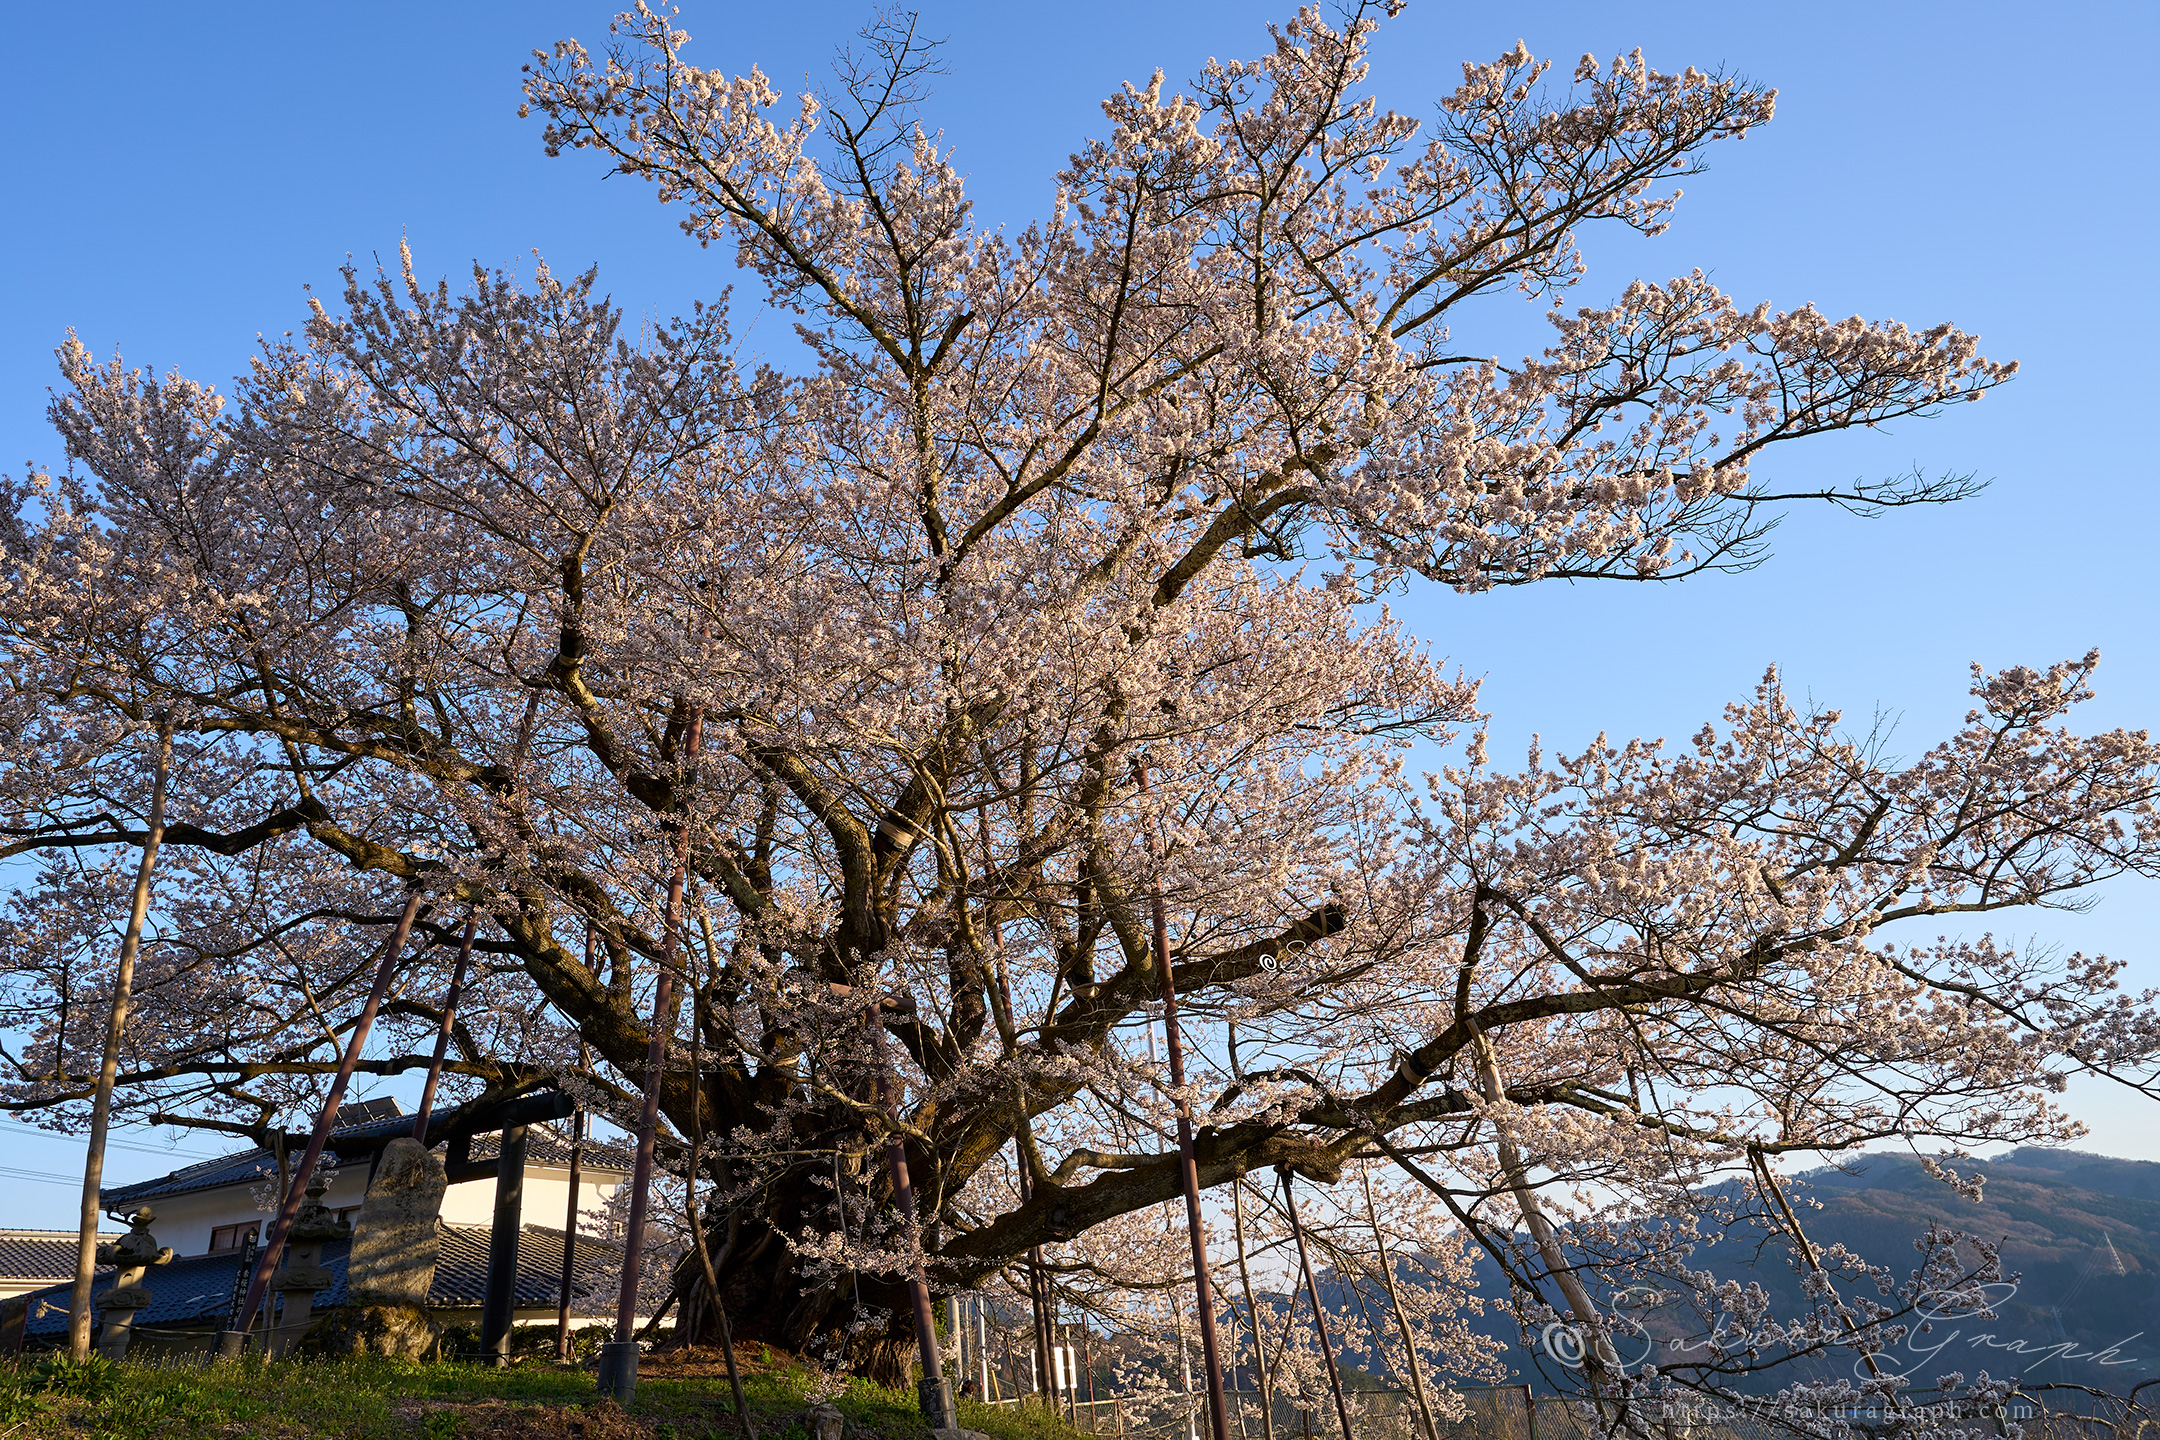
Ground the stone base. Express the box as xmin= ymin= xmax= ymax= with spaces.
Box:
xmin=933 ymin=1430 xmax=995 ymax=1440
xmin=295 ymin=1303 xmax=439 ymax=1361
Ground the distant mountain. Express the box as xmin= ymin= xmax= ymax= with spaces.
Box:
xmin=1310 ymin=1148 xmax=2160 ymax=1396
xmin=1707 ymin=1148 xmax=2160 ymax=1389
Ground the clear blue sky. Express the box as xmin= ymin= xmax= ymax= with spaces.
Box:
xmin=2 ymin=1 xmax=2155 ymax=1221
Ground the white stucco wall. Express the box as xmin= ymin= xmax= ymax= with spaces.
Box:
xmin=439 ymin=1164 xmax=620 ymax=1233
xmin=136 ymin=1161 xmax=621 ymax=1258
xmin=144 ymin=1166 xmax=373 ymax=1259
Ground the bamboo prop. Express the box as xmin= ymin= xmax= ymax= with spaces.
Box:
xmin=1278 ymin=1168 xmax=1356 ymax=1440
xmin=601 ymin=708 xmax=701 ymax=1397
xmin=862 ymin=990 xmax=958 ymax=1429
xmin=69 ymin=718 xmax=173 ymax=1361
xmin=224 ymin=887 xmax=428 ymax=1353
xmin=1232 ymin=1180 xmax=1276 ymax=1440
xmin=1361 ymin=1169 xmax=1440 ymax=1440
xmin=412 ymin=911 xmax=479 ymax=1142
xmin=1468 ymin=1023 xmax=1617 ymax=1387
xmin=1138 ymin=766 xmax=1231 ymax=1440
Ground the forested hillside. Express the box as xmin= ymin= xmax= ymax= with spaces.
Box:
xmin=1333 ymin=1150 xmax=2160 ymax=1397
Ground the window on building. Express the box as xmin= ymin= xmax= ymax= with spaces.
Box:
xmin=207 ymin=1222 xmax=260 ymax=1253
xmin=334 ymin=1207 xmax=359 ymax=1227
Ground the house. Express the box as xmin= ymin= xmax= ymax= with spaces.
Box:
xmin=6 ymin=1095 xmax=638 ymax=1353
xmin=95 ymin=1097 xmax=627 ymax=1258
xmin=0 ymin=1230 xmax=118 ymax=1301
xmin=14 ymin=1224 xmax=623 ymax=1355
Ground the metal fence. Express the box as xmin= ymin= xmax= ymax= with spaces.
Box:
xmin=979 ymin=1385 xmax=2115 ymax=1440
xmin=983 ymin=1384 xmax=1562 ymax=1440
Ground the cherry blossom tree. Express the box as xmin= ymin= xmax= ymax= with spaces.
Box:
xmin=4 ymin=5 xmax=2155 ymax=1431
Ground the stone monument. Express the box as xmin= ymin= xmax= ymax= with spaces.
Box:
xmin=306 ymin=1136 xmax=446 ymax=1359
xmin=93 ymin=1207 xmax=173 ymax=1361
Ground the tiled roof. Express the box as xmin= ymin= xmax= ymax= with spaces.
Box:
xmin=468 ymin=1125 xmax=628 ymax=1172
xmin=0 ymin=1230 xmax=120 ymax=1282
xmin=101 ymin=1099 xmax=629 ymax=1208
xmin=19 ymin=1223 xmax=624 ymax=1337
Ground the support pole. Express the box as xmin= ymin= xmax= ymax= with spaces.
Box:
xmin=951 ymin=1294 xmax=964 ymax=1392
xmin=220 ymin=888 xmax=426 ymax=1357
xmin=597 ymin=707 xmax=700 ymax=1403
xmin=864 ymin=996 xmax=956 ymax=1430
xmin=480 ymin=1123 xmax=529 ymax=1366
xmin=556 ymin=1035 xmax=588 ymax=1363
xmin=1015 ymin=1149 xmax=1054 ymax=1404
xmin=1363 ymin=1169 xmax=1438 ymax=1440
xmin=412 ymin=911 xmax=478 ymax=1143
xmin=1279 ymin=1170 xmax=1355 ymax=1440
xmin=68 ymin=718 xmax=172 ymax=1361
xmin=596 ymin=937 xmax=674 ymax=1400
xmin=1140 ymin=766 xmax=1230 ymax=1440
xmin=1233 ymin=1181 xmax=1275 ymax=1440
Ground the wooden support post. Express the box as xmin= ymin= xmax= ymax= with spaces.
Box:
xmin=480 ymin=1123 xmax=529 ymax=1366
xmin=68 ymin=720 xmax=172 ymax=1361
xmin=555 ymin=1036 xmax=587 ymax=1363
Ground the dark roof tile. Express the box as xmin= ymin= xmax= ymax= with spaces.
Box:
xmin=101 ymin=1102 xmax=629 ymax=1208
xmin=0 ymin=1231 xmax=120 ymax=1282
xmin=19 ymin=1223 xmax=624 ymax=1336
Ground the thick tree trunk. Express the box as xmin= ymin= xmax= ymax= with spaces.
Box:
xmin=665 ymin=1155 xmax=926 ymax=1385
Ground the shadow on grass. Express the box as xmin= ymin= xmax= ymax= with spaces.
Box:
xmin=0 ymin=1344 xmax=1095 ymax=1440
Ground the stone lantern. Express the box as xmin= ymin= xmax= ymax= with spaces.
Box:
xmin=270 ymin=1172 xmax=351 ymax=1356
xmin=93 ymin=1207 xmax=174 ymax=1361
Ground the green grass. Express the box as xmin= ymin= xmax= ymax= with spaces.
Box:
xmin=0 ymin=1341 xmax=1093 ymax=1440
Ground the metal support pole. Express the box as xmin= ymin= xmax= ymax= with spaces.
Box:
xmin=412 ymin=911 xmax=478 ymax=1143
xmin=219 ymin=888 xmax=425 ymax=1357
xmin=596 ymin=943 xmax=675 ymax=1400
xmin=1140 ymin=765 xmax=1230 ymax=1440
xmin=556 ymin=1036 xmax=588 ymax=1363
xmin=598 ymin=710 xmax=701 ymax=1403
xmin=864 ymin=996 xmax=956 ymax=1430
xmin=480 ymin=1123 xmax=529 ymax=1366
xmin=1279 ymin=1170 xmax=1355 ymax=1440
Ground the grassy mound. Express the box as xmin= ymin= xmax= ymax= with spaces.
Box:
xmin=0 ymin=1340 xmax=1087 ymax=1440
